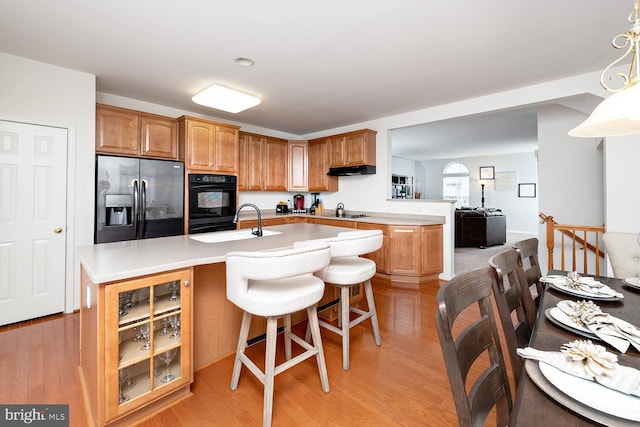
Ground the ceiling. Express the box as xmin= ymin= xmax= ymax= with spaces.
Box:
xmin=0 ymin=0 xmax=631 ymax=154
xmin=391 ymin=107 xmax=540 ymax=160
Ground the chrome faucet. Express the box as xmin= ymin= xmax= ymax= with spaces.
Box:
xmin=233 ymin=203 xmax=263 ymax=236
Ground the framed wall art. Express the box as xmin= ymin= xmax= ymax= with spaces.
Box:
xmin=479 ymin=166 xmax=495 ymax=180
xmin=518 ymin=183 xmax=536 ymax=198
xmin=495 ymin=171 xmax=517 ymax=191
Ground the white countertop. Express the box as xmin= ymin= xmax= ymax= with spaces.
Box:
xmin=77 ymin=223 xmax=354 ymax=284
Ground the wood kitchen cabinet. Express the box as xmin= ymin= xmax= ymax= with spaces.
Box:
xmin=388 ymin=225 xmax=443 ymax=281
xmin=388 ymin=225 xmax=421 ymax=275
xmin=420 ymin=225 xmax=443 ymax=277
xmin=178 ymin=116 xmax=240 ymax=174
xmin=264 ymin=136 xmax=288 ymax=191
xmin=80 ymin=267 xmax=193 ymax=426
xmin=307 ymin=138 xmax=339 ymax=192
xmin=308 ymin=217 xmax=357 ymax=228
xmin=237 ymin=132 xmax=287 ymax=191
xmin=96 ymin=104 xmax=178 ymax=159
xmin=328 ymin=129 xmax=377 ymax=167
xmin=288 ymin=141 xmax=308 ymax=191
xmin=237 ymin=216 xmax=288 ymax=229
xmin=356 ymin=222 xmax=389 ymax=273
xmin=238 ymin=132 xmax=264 ymax=191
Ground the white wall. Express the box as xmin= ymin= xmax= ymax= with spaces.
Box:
xmin=604 ymin=135 xmax=640 ymax=232
xmin=537 ymin=104 xmax=605 ymax=273
xmin=420 ymin=151 xmax=539 ymax=234
xmin=0 ymin=52 xmax=95 ymax=312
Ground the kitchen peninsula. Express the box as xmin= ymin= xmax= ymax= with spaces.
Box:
xmin=77 ymin=218 xmax=443 ymax=426
xmin=237 ymin=210 xmax=445 ymax=284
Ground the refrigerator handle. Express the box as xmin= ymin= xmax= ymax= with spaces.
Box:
xmin=132 ymin=179 xmax=139 ymax=239
xmin=141 ymin=179 xmax=147 ymax=238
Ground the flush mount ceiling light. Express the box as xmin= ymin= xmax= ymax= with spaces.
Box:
xmin=570 ymin=0 xmax=640 ymax=137
xmin=192 ymin=84 xmax=261 ymax=113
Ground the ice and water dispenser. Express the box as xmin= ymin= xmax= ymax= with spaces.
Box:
xmin=105 ymin=194 xmax=132 ymax=226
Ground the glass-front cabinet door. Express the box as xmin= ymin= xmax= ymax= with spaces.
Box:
xmin=105 ymin=268 xmax=192 ymax=420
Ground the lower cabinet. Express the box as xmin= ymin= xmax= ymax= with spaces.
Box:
xmin=356 ymin=222 xmax=389 ymax=273
xmin=389 ymin=226 xmax=421 ymax=275
xmin=307 ymin=217 xmax=356 ymax=228
xmin=420 ymin=225 xmax=444 ymax=277
xmin=80 ymin=267 xmax=193 ymax=426
xmin=237 ymin=217 xmax=288 ymax=229
xmin=388 ymin=225 xmax=443 ymax=281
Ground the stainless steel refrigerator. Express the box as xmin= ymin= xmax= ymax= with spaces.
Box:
xmin=95 ymin=155 xmax=184 ymax=243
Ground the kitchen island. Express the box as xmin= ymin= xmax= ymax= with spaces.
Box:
xmin=77 ymin=223 xmax=355 ymax=427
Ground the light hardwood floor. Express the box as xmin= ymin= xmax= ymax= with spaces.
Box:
xmin=0 ymin=278 xmax=498 ymax=426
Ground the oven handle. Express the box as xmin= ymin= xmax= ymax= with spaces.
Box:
xmin=189 ymin=183 xmax=236 ymax=190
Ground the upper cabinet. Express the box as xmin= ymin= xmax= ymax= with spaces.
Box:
xmin=238 ymin=132 xmax=264 ymax=191
xmin=328 ymin=129 xmax=377 ymax=167
xmin=238 ymin=133 xmax=341 ymax=193
xmin=178 ymin=116 xmax=240 ymax=174
xmin=307 ymin=139 xmax=338 ymax=192
xmin=238 ymin=132 xmax=287 ymax=191
xmin=263 ymin=136 xmax=288 ymax=191
xmin=96 ymin=104 xmax=178 ymax=159
xmin=287 ymin=141 xmax=308 ymax=192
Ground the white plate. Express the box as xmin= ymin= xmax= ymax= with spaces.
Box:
xmin=546 ymin=281 xmax=623 ymax=301
xmin=539 ymin=361 xmax=640 ymax=422
xmin=623 ymin=277 xmax=640 ymax=289
xmin=545 ymin=307 xmax=597 ymax=339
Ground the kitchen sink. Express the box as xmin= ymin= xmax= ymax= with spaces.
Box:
xmin=189 ymin=229 xmax=282 ymax=243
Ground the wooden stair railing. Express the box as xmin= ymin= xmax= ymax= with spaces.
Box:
xmin=539 ymin=213 xmax=605 ymax=275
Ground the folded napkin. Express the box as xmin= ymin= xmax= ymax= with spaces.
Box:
xmin=518 ymin=340 xmax=640 ymax=396
xmin=540 ymin=273 xmax=624 ymax=298
xmin=557 ymin=300 xmax=640 ymax=353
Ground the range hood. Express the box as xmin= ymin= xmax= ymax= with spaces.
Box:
xmin=328 ymin=165 xmax=376 ymax=176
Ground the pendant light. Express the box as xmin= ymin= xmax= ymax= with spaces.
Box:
xmin=570 ymin=0 xmax=640 ymax=137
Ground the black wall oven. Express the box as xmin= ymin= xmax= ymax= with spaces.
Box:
xmin=188 ymin=174 xmax=237 ymax=234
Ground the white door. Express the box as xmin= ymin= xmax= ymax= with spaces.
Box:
xmin=0 ymin=120 xmax=67 ymax=325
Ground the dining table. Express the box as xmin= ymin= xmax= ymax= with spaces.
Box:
xmin=511 ymin=270 xmax=640 ymax=426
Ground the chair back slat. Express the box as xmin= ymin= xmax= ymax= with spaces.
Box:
xmin=488 ymin=249 xmax=535 ymax=386
xmin=512 ymin=238 xmax=543 ymax=305
xmin=436 ymin=267 xmax=512 ymax=427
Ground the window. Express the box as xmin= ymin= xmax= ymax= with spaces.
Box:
xmin=443 ymin=162 xmax=469 ymax=208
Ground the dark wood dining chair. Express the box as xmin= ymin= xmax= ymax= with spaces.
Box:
xmin=436 ymin=267 xmax=512 ymax=427
xmin=488 ymin=249 xmax=535 ymax=385
xmin=512 ymin=237 xmax=543 ymax=306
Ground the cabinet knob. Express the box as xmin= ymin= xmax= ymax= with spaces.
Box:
xmin=133 ymin=147 xmax=138 ymax=151
xmin=184 ymin=280 xmax=190 ymax=287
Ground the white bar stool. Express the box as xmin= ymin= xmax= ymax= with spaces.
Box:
xmin=225 ymin=243 xmax=331 ymax=427
xmin=295 ymin=229 xmax=383 ymax=371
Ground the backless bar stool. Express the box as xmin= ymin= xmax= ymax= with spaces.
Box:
xmin=295 ymin=229 xmax=383 ymax=371
xmin=225 ymin=243 xmax=331 ymax=427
